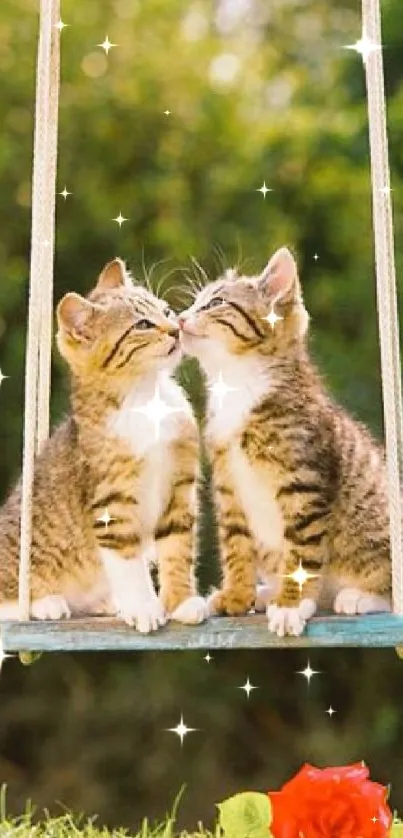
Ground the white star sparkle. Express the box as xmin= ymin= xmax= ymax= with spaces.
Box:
xmin=131 ymin=383 xmax=182 ymax=441
xmin=113 ymin=213 xmax=129 ymax=227
xmin=166 ymin=715 xmax=197 ymax=745
xmin=380 ymin=185 xmax=393 ymax=196
xmin=204 ymin=652 xmax=213 ymax=663
xmin=98 ymin=36 xmax=117 ymax=54
xmin=256 ymin=181 xmax=272 ymax=199
xmin=297 ymin=661 xmax=320 ymax=684
xmin=313 ymin=253 xmax=319 ymax=261
xmin=164 ymin=110 xmax=171 ymax=116
xmin=0 ymin=369 xmax=9 ymax=388
xmin=55 ymin=19 xmax=68 ymax=32
xmin=344 ymin=32 xmax=381 ymax=66
xmin=238 ymin=678 xmax=257 ymax=698
xmin=264 ymin=307 xmax=283 ymax=330
xmin=208 ymin=371 xmax=238 ymax=410
xmin=326 ymin=706 xmax=336 ymax=717
xmin=96 ymin=508 xmax=113 ymax=529
xmin=59 ymin=186 xmax=71 ymax=200
xmin=284 ymin=560 xmax=319 ymax=593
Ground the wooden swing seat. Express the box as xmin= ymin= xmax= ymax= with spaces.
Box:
xmin=3 ymin=612 xmax=403 ymax=652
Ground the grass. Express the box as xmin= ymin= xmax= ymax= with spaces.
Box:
xmin=0 ymin=789 xmax=218 ymax=838
xmin=0 ymin=813 xmax=217 ymax=838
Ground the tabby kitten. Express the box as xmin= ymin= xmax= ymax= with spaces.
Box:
xmin=0 ymin=259 xmax=206 ymax=632
xmin=179 ymin=247 xmax=391 ymax=637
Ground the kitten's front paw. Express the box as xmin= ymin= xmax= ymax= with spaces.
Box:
xmin=266 ymin=599 xmax=316 ymax=637
xmin=171 ymin=595 xmax=208 ymax=625
xmin=207 ymin=588 xmax=254 ymax=617
xmin=31 ymin=595 xmax=71 ymax=620
xmin=334 ymin=587 xmax=391 ymax=616
xmin=115 ymin=594 xmax=167 ymax=633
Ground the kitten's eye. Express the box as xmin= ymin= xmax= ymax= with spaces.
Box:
xmin=136 ymin=318 xmax=154 ymax=330
xmin=164 ymin=306 xmax=174 ymax=318
xmin=202 ymin=297 xmax=225 ymax=311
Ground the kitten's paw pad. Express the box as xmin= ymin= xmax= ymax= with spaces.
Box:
xmin=207 ymin=589 xmax=254 ymax=617
xmin=31 ymin=595 xmax=71 ymax=621
xmin=266 ymin=599 xmax=316 ymax=637
xmin=116 ymin=597 xmax=167 ymax=633
xmin=171 ymin=596 xmax=208 ymax=625
xmin=334 ymin=587 xmax=391 ymax=616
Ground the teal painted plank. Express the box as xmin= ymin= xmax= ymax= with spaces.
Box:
xmin=2 ymin=613 xmax=403 ymax=651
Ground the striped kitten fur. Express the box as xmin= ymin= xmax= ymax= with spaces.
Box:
xmin=0 ymin=259 xmax=206 ymax=632
xmin=179 ymin=247 xmax=391 ymax=637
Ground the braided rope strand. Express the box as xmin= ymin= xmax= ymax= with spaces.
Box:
xmin=37 ymin=0 xmax=60 ymax=450
xmin=363 ymin=0 xmax=403 ymax=614
xmin=18 ymin=0 xmax=60 ymax=621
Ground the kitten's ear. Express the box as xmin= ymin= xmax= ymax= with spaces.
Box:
xmin=96 ymin=257 xmax=131 ymax=290
xmin=257 ymin=247 xmax=299 ymax=304
xmin=57 ymin=293 xmax=96 ymax=343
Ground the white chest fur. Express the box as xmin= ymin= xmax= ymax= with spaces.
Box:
xmin=106 ymin=372 xmax=193 ymax=535
xmin=228 ymin=443 xmax=284 ymax=552
xmin=205 ymin=352 xmax=273 ymax=445
xmin=108 ymin=371 xmax=193 ymax=458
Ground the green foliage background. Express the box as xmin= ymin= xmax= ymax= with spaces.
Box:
xmin=0 ymin=0 xmax=403 ymax=832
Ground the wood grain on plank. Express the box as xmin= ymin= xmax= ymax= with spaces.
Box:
xmin=2 ymin=613 xmax=403 ymax=652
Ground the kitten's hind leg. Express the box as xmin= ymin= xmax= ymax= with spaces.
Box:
xmin=0 ymin=596 xmax=71 ymax=620
xmin=31 ymin=595 xmax=71 ymax=620
xmin=334 ymin=587 xmax=391 ymax=615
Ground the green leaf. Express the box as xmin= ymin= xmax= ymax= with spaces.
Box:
xmin=217 ymin=792 xmax=272 ymax=838
xmin=391 ymin=825 xmax=403 ymax=837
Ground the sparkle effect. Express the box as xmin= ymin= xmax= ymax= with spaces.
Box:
xmin=380 ymin=185 xmax=393 ymax=196
xmin=0 ymin=369 xmax=9 ymax=388
xmin=313 ymin=253 xmax=319 ymax=261
xmin=59 ymin=186 xmax=71 ymax=200
xmin=238 ymin=678 xmax=257 ymax=699
xmin=297 ymin=661 xmax=320 ymax=684
xmin=256 ymin=181 xmax=272 ymax=199
xmin=326 ymin=706 xmax=336 ymax=717
xmin=113 ymin=213 xmax=129 ymax=227
xmin=55 ymin=19 xmax=68 ymax=32
xmin=130 ymin=383 xmax=182 ymax=441
xmin=264 ymin=306 xmax=283 ymax=330
xmin=96 ymin=508 xmax=113 ymax=529
xmin=344 ymin=32 xmax=382 ymax=66
xmin=208 ymin=371 xmax=238 ymax=409
xmin=164 ymin=110 xmax=171 ymax=116
xmin=284 ymin=560 xmax=318 ymax=593
xmin=204 ymin=653 xmax=213 ymax=663
xmin=98 ymin=36 xmax=117 ymax=54
xmin=167 ymin=715 xmax=197 ymax=745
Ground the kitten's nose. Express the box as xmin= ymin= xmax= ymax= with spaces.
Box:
xmin=168 ymin=326 xmax=180 ymax=339
xmin=178 ymin=317 xmax=186 ymax=330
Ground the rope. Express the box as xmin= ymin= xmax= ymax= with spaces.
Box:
xmin=363 ymin=0 xmax=403 ymax=614
xmin=18 ymin=0 xmax=60 ymax=622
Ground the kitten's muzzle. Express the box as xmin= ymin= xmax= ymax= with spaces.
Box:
xmin=178 ymin=316 xmax=204 ymax=338
xmin=167 ymin=327 xmax=180 ymax=355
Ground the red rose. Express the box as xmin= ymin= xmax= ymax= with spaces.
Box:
xmin=269 ymin=763 xmax=392 ymax=838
